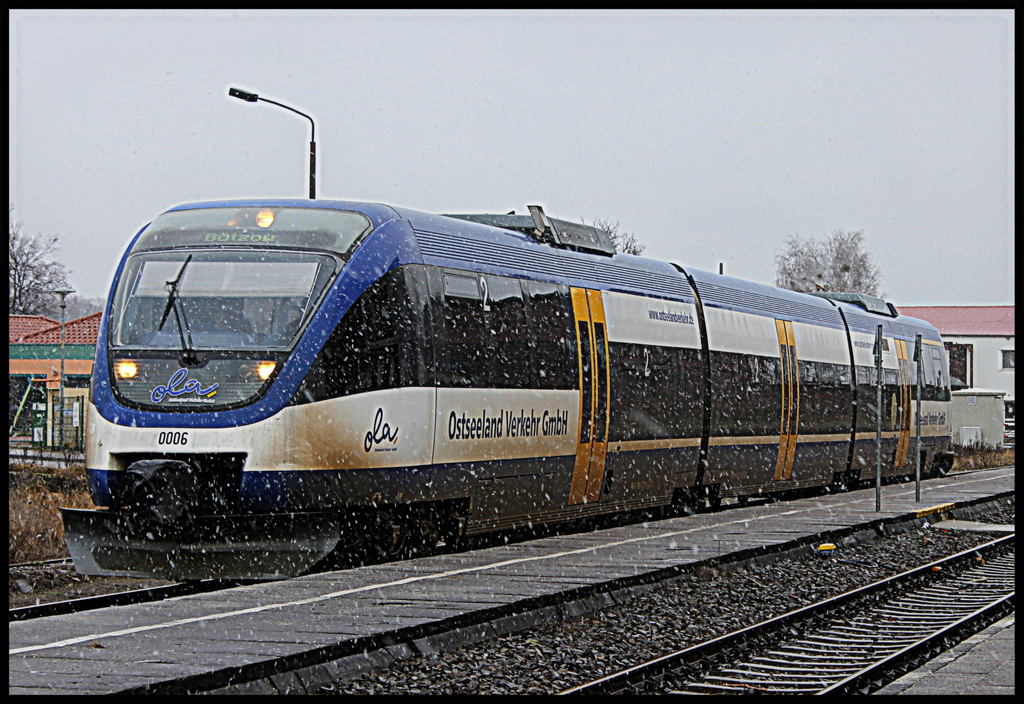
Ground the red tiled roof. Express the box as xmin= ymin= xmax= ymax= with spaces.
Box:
xmin=896 ymin=306 xmax=1014 ymax=337
xmin=17 ymin=312 xmax=103 ymax=345
xmin=9 ymin=315 xmax=59 ymax=342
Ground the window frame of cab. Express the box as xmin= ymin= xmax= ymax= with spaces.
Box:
xmin=290 ymin=265 xmax=434 ymax=405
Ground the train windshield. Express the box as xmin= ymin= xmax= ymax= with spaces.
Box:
xmin=109 ymin=250 xmax=337 ymax=350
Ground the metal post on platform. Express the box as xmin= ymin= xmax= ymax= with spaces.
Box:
xmin=52 ymin=287 xmax=75 ymax=448
xmin=913 ymin=333 xmax=923 ymax=502
xmin=874 ymin=325 xmax=884 ymax=512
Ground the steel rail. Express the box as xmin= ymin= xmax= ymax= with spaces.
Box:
xmin=557 ymin=534 xmax=1013 ymax=695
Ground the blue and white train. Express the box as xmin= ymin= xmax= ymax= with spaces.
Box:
xmin=62 ymin=199 xmax=953 ymax=580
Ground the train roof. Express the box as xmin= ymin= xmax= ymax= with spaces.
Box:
xmin=161 ymin=198 xmax=942 ymax=342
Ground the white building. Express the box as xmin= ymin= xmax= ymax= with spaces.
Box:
xmin=896 ymin=306 xmax=1014 ymax=418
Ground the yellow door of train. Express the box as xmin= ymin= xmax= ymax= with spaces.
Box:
xmin=569 ymin=288 xmax=611 ymax=505
xmin=893 ymin=338 xmax=913 ymax=468
xmin=774 ymin=319 xmax=799 ymax=481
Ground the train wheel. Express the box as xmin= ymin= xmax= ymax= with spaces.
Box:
xmin=705 ymin=490 xmax=722 ymax=511
xmin=371 ymin=514 xmax=407 ymax=560
xmin=830 ymin=472 xmax=850 ymax=494
xmin=407 ymin=516 xmax=441 ymax=558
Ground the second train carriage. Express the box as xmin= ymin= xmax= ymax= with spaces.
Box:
xmin=64 ymin=199 xmax=953 ymax=579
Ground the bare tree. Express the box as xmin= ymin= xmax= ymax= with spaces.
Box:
xmin=589 ymin=217 xmax=647 ymax=256
xmin=64 ymin=294 xmax=107 ymax=320
xmin=9 ymin=206 xmax=72 ymax=317
xmin=774 ymin=229 xmax=882 ymax=296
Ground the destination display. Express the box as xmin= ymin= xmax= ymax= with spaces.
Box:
xmin=130 ymin=206 xmax=372 ymax=256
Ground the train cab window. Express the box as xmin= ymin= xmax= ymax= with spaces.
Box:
xmin=443 ymin=273 xmax=488 ymax=387
xmin=523 ymin=280 xmax=574 ymax=389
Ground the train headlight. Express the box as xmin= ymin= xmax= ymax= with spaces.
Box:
xmin=115 ymin=360 xmax=139 ymax=379
xmin=256 ymin=210 xmax=275 ymax=228
xmin=256 ymin=362 xmax=276 ymax=380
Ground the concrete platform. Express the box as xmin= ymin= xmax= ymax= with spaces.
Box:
xmin=934 ymin=519 xmax=1014 ymax=533
xmin=875 ymin=615 xmax=1014 ymax=695
xmin=8 ymin=466 xmax=1014 ymax=695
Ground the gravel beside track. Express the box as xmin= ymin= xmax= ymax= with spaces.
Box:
xmin=8 ymin=563 xmax=175 ymax=610
xmin=323 ymin=504 xmax=1014 ymax=695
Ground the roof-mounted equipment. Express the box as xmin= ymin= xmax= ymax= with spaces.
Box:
xmin=443 ymin=205 xmax=617 ymax=256
xmin=809 ymin=291 xmax=899 ymax=317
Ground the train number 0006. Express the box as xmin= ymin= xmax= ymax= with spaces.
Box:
xmin=157 ymin=431 xmax=189 ymax=446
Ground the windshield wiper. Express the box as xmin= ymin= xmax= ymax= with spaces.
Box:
xmin=158 ymin=254 xmax=198 ymax=365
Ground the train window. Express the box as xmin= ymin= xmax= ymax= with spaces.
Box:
xmin=709 ymin=352 xmax=767 ymax=437
xmin=746 ymin=355 xmax=761 ymax=384
xmin=360 ymin=278 xmax=400 ymax=392
xmin=485 ymin=275 xmax=530 ymax=388
xmin=801 ymin=361 xmax=818 ymax=385
xmin=578 ymin=322 xmax=593 ymax=442
xmin=443 ymin=274 xmax=480 ymax=299
xmin=837 ymin=364 xmax=852 ymax=388
xmin=443 ymin=273 xmax=487 ymax=387
xmin=761 ymin=356 xmax=780 ymax=386
xmin=644 ymin=345 xmax=678 ymax=439
xmin=290 ymin=267 xmax=422 ymax=404
xmin=609 ymin=343 xmax=681 ymax=441
xmin=932 ymin=347 xmax=950 ymax=401
xmin=818 ymin=363 xmax=836 ymax=387
xmin=402 ymin=265 xmax=435 ymax=387
xmin=524 ymin=280 xmax=574 ymax=389
xmin=593 ymin=322 xmax=609 ymax=441
xmin=855 ymin=365 xmax=877 ymax=430
xmin=609 ymin=343 xmax=642 ymax=441
xmin=856 ymin=365 xmax=875 ymax=386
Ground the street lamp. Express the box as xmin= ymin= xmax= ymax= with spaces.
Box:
xmin=229 ymin=87 xmax=317 ymax=199
xmin=52 ymin=287 xmax=75 ymax=447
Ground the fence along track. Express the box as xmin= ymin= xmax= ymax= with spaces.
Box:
xmin=559 ymin=534 xmax=1014 ymax=695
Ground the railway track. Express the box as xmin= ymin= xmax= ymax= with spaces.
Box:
xmin=559 ymin=534 xmax=1014 ymax=695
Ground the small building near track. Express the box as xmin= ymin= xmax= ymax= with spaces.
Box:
xmin=896 ymin=306 xmax=1014 ymax=410
xmin=8 ymin=312 xmax=101 ymax=447
xmin=950 ymin=388 xmax=1007 ymax=449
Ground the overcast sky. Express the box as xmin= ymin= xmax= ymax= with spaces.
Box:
xmin=9 ymin=10 xmax=1014 ymax=306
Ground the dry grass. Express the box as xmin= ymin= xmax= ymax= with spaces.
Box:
xmin=952 ymin=445 xmax=1015 ymax=471
xmin=9 ymin=464 xmax=95 ymax=564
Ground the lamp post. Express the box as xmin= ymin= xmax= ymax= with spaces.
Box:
xmin=52 ymin=287 xmax=75 ymax=447
xmin=228 ymin=87 xmax=317 ymax=199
